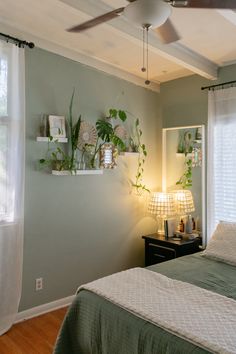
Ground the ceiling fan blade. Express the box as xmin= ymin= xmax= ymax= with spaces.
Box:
xmin=154 ymin=18 xmax=180 ymax=44
xmin=168 ymin=0 xmax=236 ymax=8
xmin=67 ymin=7 xmax=125 ymax=32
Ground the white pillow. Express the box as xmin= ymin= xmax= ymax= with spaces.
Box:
xmin=203 ymin=222 xmax=236 ymax=266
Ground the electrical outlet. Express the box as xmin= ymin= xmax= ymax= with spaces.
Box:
xmin=35 ymin=277 xmax=43 ymax=291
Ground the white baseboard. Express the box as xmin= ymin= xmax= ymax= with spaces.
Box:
xmin=15 ymin=295 xmax=75 ymax=323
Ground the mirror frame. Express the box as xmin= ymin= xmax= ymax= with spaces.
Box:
xmin=162 ymin=125 xmax=206 ymax=248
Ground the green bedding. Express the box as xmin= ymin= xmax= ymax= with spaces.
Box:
xmin=54 ymin=254 xmax=236 ymax=354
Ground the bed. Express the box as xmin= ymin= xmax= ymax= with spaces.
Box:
xmin=54 ymin=222 xmax=236 ymax=354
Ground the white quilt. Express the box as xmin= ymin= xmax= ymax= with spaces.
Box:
xmin=78 ymin=268 xmax=236 ymax=354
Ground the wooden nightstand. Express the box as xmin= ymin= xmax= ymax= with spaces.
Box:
xmin=142 ymin=233 xmax=201 ymax=266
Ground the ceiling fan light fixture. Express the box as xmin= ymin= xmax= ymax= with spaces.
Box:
xmin=124 ymin=0 xmax=171 ymax=28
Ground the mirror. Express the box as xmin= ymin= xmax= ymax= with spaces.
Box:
xmin=162 ymin=125 xmax=206 ymax=247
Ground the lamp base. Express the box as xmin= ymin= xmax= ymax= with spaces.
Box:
xmin=156 ymin=218 xmax=164 ymax=235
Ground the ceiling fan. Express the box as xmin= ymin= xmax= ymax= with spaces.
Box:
xmin=67 ymin=0 xmax=236 ymax=44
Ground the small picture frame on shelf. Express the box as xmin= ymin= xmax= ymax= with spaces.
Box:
xmin=100 ymin=143 xmax=117 ymax=169
xmin=48 ymin=115 xmax=66 ymax=138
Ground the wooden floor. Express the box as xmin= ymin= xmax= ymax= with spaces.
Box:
xmin=0 ymin=307 xmax=67 ymax=354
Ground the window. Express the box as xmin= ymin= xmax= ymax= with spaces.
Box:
xmin=0 ymin=55 xmax=9 ymax=221
xmin=0 ymin=57 xmax=7 ymax=116
xmin=214 ymin=119 xmax=236 ymax=222
xmin=208 ymin=87 xmax=236 ymax=239
xmin=0 ymin=41 xmax=25 ymax=334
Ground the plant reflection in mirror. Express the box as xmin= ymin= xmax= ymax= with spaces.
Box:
xmin=176 ymin=157 xmax=193 ymax=189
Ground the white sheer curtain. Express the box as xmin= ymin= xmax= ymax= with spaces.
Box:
xmin=0 ymin=42 xmax=25 ymax=335
xmin=207 ymin=86 xmax=236 ymax=241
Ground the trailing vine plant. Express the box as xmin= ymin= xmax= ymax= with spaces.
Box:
xmin=130 ymin=118 xmax=150 ymax=195
xmin=39 ymin=138 xmax=71 ymax=171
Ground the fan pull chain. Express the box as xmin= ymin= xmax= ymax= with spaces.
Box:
xmin=145 ymin=26 xmax=150 ymax=85
xmin=141 ymin=26 xmax=146 ymax=73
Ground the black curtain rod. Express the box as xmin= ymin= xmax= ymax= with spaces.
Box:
xmin=201 ymin=80 xmax=236 ymax=91
xmin=0 ymin=32 xmax=34 ymax=49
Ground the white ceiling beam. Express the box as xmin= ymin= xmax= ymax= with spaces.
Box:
xmin=60 ymin=0 xmax=218 ymax=80
xmin=0 ymin=22 xmax=160 ymax=92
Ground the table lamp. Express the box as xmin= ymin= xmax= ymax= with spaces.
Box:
xmin=148 ymin=192 xmax=176 ymax=236
xmin=174 ymin=189 xmax=195 ymax=234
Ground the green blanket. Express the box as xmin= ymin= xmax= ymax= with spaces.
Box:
xmin=54 ymin=254 xmax=236 ymax=354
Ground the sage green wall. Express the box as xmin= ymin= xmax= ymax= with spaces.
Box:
xmin=21 ymin=48 xmax=162 ymax=311
xmin=161 ymin=64 xmax=236 ymax=128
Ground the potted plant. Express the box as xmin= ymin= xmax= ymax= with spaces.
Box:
xmin=39 ymin=90 xmax=81 ymax=173
xmin=67 ymin=90 xmax=81 ymax=171
xmin=88 ymin=108 xmax=127 ymax=169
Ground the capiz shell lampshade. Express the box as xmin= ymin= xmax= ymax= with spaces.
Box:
xmin=174 ymin=190 xmax=195 ymax=215
xmin=148 ymin=192 xmax=176 ymax=218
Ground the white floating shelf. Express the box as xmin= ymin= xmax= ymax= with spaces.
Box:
xmin=36 ymin=137 xmax=68 ymax=143
xmin=52 ymin=169 xmax=103 ymax=176
xmin=119 ymin=152 xmax=139 ymax=156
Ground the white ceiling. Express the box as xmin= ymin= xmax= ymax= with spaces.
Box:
xmin=0 ymin=0 xmax=236 ymax=91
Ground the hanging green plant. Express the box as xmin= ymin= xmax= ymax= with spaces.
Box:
xmin=131 ymin=118 xmax=150 ymax=195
